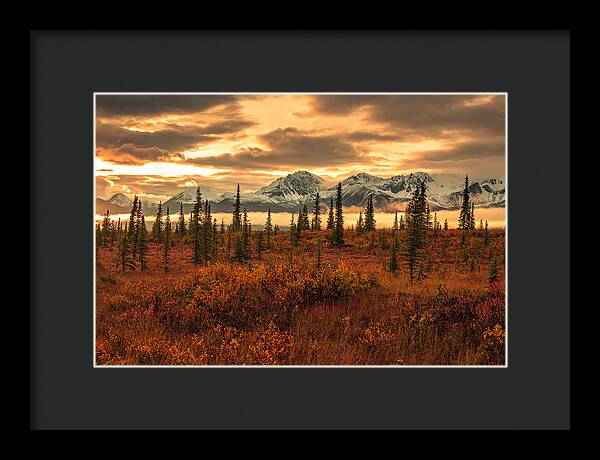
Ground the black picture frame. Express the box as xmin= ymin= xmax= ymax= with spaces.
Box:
xmin=30 ymin=30 xmax=570 ymax=430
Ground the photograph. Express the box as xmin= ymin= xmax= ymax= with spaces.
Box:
xmin=94 ymin=93 xmax=507 ymax=367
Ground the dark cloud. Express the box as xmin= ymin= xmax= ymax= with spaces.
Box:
xmin=96 ymin=119 xmax=255 ymax=164
xmin=343 ymin=131 xmax=405 ymax=142
xmin=183 ymin=127 xmax=361 ymax=170
xmin=96 ymin=95 xmax=238 ymax=117
xmin=311 ymin=95 xmax=505 ymax=137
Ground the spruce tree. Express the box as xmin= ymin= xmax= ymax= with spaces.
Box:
xmin=300 ymin=203 xmax=310 ymax=230
xmin=212 ymin=218 xmax=218 ymax=260
xmin=364 ymin=195 xmax=376 ymax=231
xmin=202 ymin=200 xmax=212 ymax=263
xmin=265 ymin=208 xmax=273 ymax=245
xmin=311 ymin=191 xmax=322 ymax=230
xmin=484 ymin=220 xmax=490 ymax=246
xmin=356 ymin=211 xmax=364 ymax=235
xmin=177 ymin=203 xmax=186 ymax=237
xmin=289 ymin=213 xmax=297 ymax=247
xmin=444 ymin=218 xmax=448 ymax=230
xmin=242 ymin=208 xmax=250 ymax=258
xmin=127 ymin=196 xmax=140 ymax=260
xmin=163 ymin=207 xmax=171 ymax=272
xmin=399 ymin=214 xmax=405 ymax=230
xmin=425 ymin=204 xmax=432 ymax=230
xmin=333 ymin=182 xmax=344 ymax=246
xmin=152 ymin=201 xmax=163 ymax=242
xmin=389 ymin=233 xmax=399 ymax=275
xmin=137 ymin=209 xmax=148 ymax=272
xmin=220 ymin=218 xmax=226 ymax=248
xmin=192 ymin=187 xmax=203 ymax=266
xmin=469 ymin=202 xmax=476 ymax=230
xmin=458 ymin=174 xmax=471 ymax=230
xmin=403 ymin=182 xmax=429 ymax=283
xmin=232 ymin=183 xmax=242 ymax=231
xmin=326 ymin=197 xmax=335 ymax=229
xmin=101 ymin=210 xmax=111 ymax=247
xmin=392 ymin=211 xmax=399 ymax=232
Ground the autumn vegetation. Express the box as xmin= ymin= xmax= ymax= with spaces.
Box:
xmin=96 ymin=175 xmax=505 ymax=365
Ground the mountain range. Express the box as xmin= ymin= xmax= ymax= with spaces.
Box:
xmin=96 ymin=171 xmax=505 ymax=215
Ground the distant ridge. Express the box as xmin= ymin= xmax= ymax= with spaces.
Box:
xmin=102 ymin=170 xmax=505 ymax=213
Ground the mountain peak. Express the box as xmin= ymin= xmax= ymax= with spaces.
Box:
xmin=107 ymin=193 xmax=133 ymax=208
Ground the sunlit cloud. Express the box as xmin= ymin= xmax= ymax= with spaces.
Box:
xmin=96 ymin=94 xmax=505 ymax=201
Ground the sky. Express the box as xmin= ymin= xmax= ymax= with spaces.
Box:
xmin=96 ymin=94 xmax=506 ymax=203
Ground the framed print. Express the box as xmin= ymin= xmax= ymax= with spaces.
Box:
xmin=30 ymin=31 xmax=570 ymax=430
xmin=93 ymin=92 xmax=507 ymax=367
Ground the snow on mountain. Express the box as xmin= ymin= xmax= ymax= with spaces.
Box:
xmin=256 ymin=171 xmax=325 ymax=205
xmin=153 ymin=171 xmax=505 ymax=213
xmin=430 ymin=178 xmax=506 ymax=209
xmin=107 ymin=193 xmax=133 ymax=209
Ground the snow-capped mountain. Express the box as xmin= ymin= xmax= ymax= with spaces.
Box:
xmin=256 ymin=171 xmax=324 ymax=204
xmin=102 ymin=193 xmax=157 ymax=214
xmin=107 ymin=193 xmax=133 ymax=209
xmin=163 ymin=186 xmax=218 ymax=211
xmin=430 ymin=178 xmax=506 ymax=209
xmin=103 ymin=171 xmax=505 ymax=215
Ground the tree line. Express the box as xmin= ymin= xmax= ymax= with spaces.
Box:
xmin=97 ymin=175 xmax=495 ymax=281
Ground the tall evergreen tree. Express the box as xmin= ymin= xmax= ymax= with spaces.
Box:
xmin=389 ymin=233 xmax=399 ymax=275
xmin=364 ymin=196 xmax=376 ymax=231
xmin=311 ymin=191 xmax=322 ymax=230
xmin=127 ymin=196 xmax=139 ymax=260
xmin=326 ymin=197 xmax=335 ymax=229
xmin=202 ymin=200 xmax=212 ymax=263
xmin=177 ymin=203 xmax=186 ymax=237
xmin=137 ymin=208 xmax=148 ymax=272
xmin=242 ymin=208 xmax=250 ymax=258
xmin=289 ymin=213 xmax=297 ymax=247
xmin=192 ymin=187 xmax=203 ymax=266
xmin=265 ymin=208 xmax=273 ymax=245
xmin=425 ymin=204 xmax=432 ymax=230
xmin=469 ymin=202 xmax=476 ymax=230
xmin=403 ymin=181 xmax=428 ymax=283
xmin=212 ymin=218 xmax=218 ymax=260
xmin=458 ymin=174 xmax=471 ymax=230
xmin=444 ymin=218 xmax=449 ymax=230
xmin=333 ymin=182 xmax=344 ymax=246
xmin=163 ymin=207 xmax=171 ymax=272
xmin=101 ymin=210 xmax=111 ymax=247
xmin=220 ymin=218 xmax=226 ymax=247
xmin=299 ymin=203 xmax=310 ymax=230
xmin=152 ymin=201 xmax=163 ymax=241
xmin=392 ymin=211 xmax=399 ymax=232
xmin=484 ymin=220 xmax=490 ymax=246
xmin=232 ymin=183 xmax=242 ymax=231
xmin=399 ymin=214 xmax=405 ymax=230
xmin=356 ymin=211 xmax=364 ymax=235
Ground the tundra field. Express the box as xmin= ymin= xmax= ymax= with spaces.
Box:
xmin=95 ymin=224 xmax=505 ymax=366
